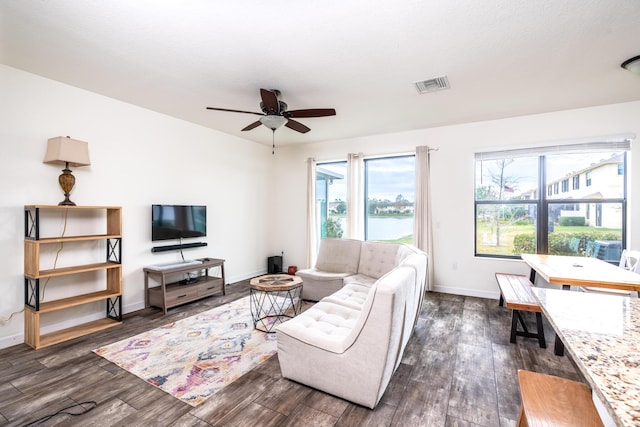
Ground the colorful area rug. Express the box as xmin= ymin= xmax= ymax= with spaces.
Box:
xmin=93 ymin=296 xmax=291 ymax=406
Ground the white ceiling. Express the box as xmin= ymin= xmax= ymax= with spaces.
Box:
xmin=2 ymin=1 xmax=640 ymax=147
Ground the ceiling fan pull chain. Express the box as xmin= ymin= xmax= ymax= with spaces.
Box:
xmin=272 ymin=129 xmax=275 ymax=155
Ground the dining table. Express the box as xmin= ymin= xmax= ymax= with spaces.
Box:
xmin=521 ymin=253 xmax=640 ymax=292
xmin=532 ymin=287 xmax=640 ymax=427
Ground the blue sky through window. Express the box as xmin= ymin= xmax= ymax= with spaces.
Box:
xmin=320 ymin=156 xmax=415 ymax=203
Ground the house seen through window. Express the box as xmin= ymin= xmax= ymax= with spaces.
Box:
xmin=315 ymin=161 xmax=347 ymax=239
xmin=475 ymin=141 xmax=629 ymax=260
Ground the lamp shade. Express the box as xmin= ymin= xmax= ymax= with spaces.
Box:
xmin=43 ymin=136 xmax=91 ymax=167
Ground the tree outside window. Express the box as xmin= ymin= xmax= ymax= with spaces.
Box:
xmin=315 ymin=162 xmax=346 ymax=240
xmin=475 ymin=156 xmax=537 ymax=256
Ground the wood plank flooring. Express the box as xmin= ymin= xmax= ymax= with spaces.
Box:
xmin=0 ymin=281 xmax=583 ymax=426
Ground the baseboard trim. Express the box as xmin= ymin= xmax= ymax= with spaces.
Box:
xmin=226 ymin=269 xmax=267 ymax=285
xmin=0 ymin=332 xmax=24 ymax=350
xmin=124 ymin=301 xmax=145 ymax=313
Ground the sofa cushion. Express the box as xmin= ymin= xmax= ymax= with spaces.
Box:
xmin=276 ymin=300 xmax=363 ymax=353
xmin=295 ymin=269 xmax=350 ymax=301
xmin=322 ymin=283 xmax=371 ymax=310
xmin=295 ymin=269 xmax=351 ymax=284
xmin=358 ymin=241 xmax=405 ymax=279
xmin=314 ymin=238 xmax=362 ymax=274
xmin=343 ymin=274 xmax=377 ymax=287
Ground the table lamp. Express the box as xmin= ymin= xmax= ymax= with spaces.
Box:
xmin=43 ymin=136 xmax=91 ymax=206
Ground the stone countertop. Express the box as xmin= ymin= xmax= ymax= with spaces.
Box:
xmin=532 ymin=287 xmax=640 ymax=427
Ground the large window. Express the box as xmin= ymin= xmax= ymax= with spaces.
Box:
xmin=364 ymin=155 xmax=415 ymax=243
xmin=316 ymin=154 xmax=415 ymax=244
xmin=475 ymin=141 xmax=629 ymax=260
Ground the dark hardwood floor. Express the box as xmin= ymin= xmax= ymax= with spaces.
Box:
xmin=0 ymin=281 xmax=582 ymax=426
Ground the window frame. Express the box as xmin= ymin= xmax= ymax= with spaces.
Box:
xmin=315 ymin=161 xmax=347 ymax=241
xmin=474 ymin=143 xmax=629 ymax=259
xmin=316 ymin=153 xmax=416 ymax=244
xmin=363 ymin=154 xmax=416 ymax=243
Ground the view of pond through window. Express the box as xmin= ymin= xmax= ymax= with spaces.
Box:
xmin=316 ymin=155 xmax=415 ymax=244
xmin=365 ymin=156 xmax=415 ymax=243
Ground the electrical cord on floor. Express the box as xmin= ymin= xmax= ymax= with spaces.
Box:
xmin=22 ymin=401 xmax=97 ymax=426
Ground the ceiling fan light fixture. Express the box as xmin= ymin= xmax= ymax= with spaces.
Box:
xmin=260 ymin=115 xmax=287 ymax=130
xmin=621 ymin=55 xmax=640 ymax=75
xmin=207 ymin=88 xmax=335 ymax=134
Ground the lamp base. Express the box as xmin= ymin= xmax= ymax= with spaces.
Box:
xmin=58 ymin=198 xmax=76 ymax=206
xmin=58 ymin=166 xmax=77 ymax=206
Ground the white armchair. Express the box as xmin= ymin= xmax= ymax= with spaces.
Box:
xmin=295 ymin=238 xmax=362 ymax=301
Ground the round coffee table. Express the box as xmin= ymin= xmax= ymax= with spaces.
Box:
xmin=249 ymin=274 xmax=303 ymax=333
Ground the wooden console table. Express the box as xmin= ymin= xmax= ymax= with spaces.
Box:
xmin=144 ymin=258 xmax=225 ymax=314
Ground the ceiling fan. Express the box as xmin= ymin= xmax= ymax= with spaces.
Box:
xmin=206 ymin=88 xmax=336 ymax=134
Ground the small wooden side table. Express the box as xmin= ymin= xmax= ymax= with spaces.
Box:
xmin=249 ymin=274 xmax=303 ymax=333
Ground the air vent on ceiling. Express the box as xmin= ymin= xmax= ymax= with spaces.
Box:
xmin=413 ymin=76 xmax=450 ymax=94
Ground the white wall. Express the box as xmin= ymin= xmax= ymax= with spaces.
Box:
xmin=274 ymin=101 xmax=640 ymax=298
xmin=0 ymin=65 xmax=273 ymax=348
xmin=2 ymin=62 xmax=639 ymax=350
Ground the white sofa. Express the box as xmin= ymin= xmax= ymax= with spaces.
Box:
xmin=296 ymin=238 xmax=423 ymax=301
xmin=275 ymin=239 xmax=427 ymax=408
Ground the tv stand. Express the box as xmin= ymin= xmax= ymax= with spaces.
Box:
xmin=144 ymin=258 xmax=225 ymax=315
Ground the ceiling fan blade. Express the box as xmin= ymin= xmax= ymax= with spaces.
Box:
xmin=286 ymin=108 xmax=336 ymax=118
xmin=241 ymin=121 xmax=262 ymax=131
xmin=285 ymin=119 xmax=311 ymax=133
xmin=206 ymin=107 xmax=263 ymax=116
xmin=260 ymin=88 xmax=280 ymax=113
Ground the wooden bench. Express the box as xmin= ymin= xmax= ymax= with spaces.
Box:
xmin=517 ymin=370 xmax=603 ymax=426
xmin=495 ymin=273 xmax=545 ymax=348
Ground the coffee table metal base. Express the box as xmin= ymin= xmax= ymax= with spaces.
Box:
xmin=249 ymin=276 xmax=303 ymax=333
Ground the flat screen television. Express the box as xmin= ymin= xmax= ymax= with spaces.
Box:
xmin=152 ymin=204 xmax=206 ymax=241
